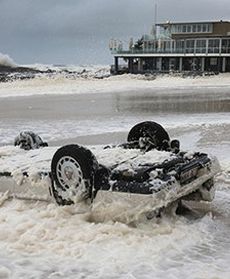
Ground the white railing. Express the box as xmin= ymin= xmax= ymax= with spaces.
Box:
xmin=111 ymin=38 xmax=230 ymax=55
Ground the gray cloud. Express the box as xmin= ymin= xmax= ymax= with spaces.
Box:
xmin=0 ymin=0 xmax=229 ymax=64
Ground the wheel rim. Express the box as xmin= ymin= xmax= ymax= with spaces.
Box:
xmin=56 ymin=156 xmax=85 ymax=191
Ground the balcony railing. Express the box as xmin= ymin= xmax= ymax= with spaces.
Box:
xmin=112 ymin=46 xmax=230 ymax=55
xmin=111 ymin=36 xmax=230 ymax=56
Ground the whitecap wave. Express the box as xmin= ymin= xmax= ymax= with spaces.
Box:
xmin=0 ymin=53 xmax=17 ymax=67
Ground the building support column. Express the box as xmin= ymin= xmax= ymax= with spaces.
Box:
xmin=158 ymin=57 xmax=162 ymax=72
xmin=201 ymin=57 xmax=205 ymax=72
xmin=206 ymin=39 xmax=209 ymax=54
xmin=137 ymin=58 xmax=143 ymax=73
xmin=114 ymin=57 xmax=119 ymax=74
xmin=222 ymin=57 xmax=226 ymax=72
xmin=128 ymin=58 xmax=134 ymax=73
xmin=194 ymin=39 xmax=197 ymax=54
xmin=179 ymin=57 xmax=183 ymax=72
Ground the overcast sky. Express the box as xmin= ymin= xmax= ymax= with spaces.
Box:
xmin=0 ymin=0 xmax=230 ymax=65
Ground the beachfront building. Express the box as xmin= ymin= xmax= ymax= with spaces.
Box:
xmin=110 ymin=20 xmax=230 ymax=74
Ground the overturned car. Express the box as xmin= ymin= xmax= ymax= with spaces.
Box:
xmin=0 ymin=121 xmax=220 ymax=216
xmin=49 ymin=121 xmax=220 ymax=214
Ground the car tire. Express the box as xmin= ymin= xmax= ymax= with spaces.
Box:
xmin=51 ymin=144 xmax=98 ymax=205
xmin=14 ymin=131 xmax=48 ymax=150
xmin=127 ymin=121 xmax=170 ymax=151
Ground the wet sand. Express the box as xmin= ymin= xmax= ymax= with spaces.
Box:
xmin=0 ymin=86 xmax=229 ymax=147
xmin=0 ymin=86 xmax=230 ymax=121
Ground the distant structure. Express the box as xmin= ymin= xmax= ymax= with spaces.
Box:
xmin=110 ymin=20 xmax=230 ymax=74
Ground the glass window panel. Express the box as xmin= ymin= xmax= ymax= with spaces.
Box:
xmin=208 ymin=39 xmax=219 ymax=47
xmin=207 ymin=24 xmax=212 ymax=33
xmin=167 ymin=41 xmax=171 ymax=50
xmin=196 ymin=40 xmax=206 ymax=53
xmin=187 ymin=25 xmax=191 ymax=32
xmin=176 ymin=40 xmax=185 ymax=52
xmin=186 ymin=40 xmax=195 ymax=53
xmin=221 ymin=39 xmax=230 ymax=53
xmin=197 ymin=24 xmax=202 ymax=32
xmin=186 ymin=40 xmax=195 ymax=47
xmin=208 ymin=39 xmax=220 ymax=53
xmin=202 ymin=24 xmax=207 ymax=32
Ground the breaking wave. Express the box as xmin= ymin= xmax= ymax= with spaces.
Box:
xmin=0 ymin=53 xmax=17 ymax=67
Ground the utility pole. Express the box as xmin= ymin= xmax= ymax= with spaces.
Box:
xmin=151 ymin=3 xmax=157 ymax=39
xmin=154 ymin=3 xmax=157 ymax=28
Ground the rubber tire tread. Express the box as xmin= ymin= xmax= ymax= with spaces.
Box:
xmin=127 ymin=121 xmax=170 ymax=150
xmin=51 ymin=144 xmax=98 ymax=204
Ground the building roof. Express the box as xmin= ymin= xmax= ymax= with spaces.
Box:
xmin=156 ymin=20 xmax=230 ymax=26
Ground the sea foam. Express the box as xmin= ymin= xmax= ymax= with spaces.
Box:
xmin=0 ymin=53 xmax=17 ymax=67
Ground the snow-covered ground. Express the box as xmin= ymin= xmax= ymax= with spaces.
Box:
xmin=0 ymin=66 xmax=230 ymax=279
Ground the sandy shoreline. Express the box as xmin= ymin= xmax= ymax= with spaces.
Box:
xmin=0 ymin=72 xmax=230 ymax=98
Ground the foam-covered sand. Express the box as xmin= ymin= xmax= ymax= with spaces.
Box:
xmin=0 ymin=68 xmax=230 ymax=98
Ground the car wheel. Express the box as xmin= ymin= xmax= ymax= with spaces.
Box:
xmin=51 ymin=144 xmax=99 ymax=205
xmin=14 ymin=131 xmax=48 ymax=150
xmin=127 ymin=121 xmax=170 ymax=151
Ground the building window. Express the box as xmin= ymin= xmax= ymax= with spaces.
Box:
xmin=222 ymin=39 xmax=230 ymax=53
xmin=207 ymin=24 xmax=212 ymax=33
xmin=197 ymin=24 xmax=202 ymax=32
xmin=196 ymin=40 xmax=206 ymax=53
xmin=163 ymin=40 xmax=171 ymax=52
xmin=202 ymin=24 xmax=207 ymax=32
xmin=186 ymin=40 xmax=195 ymax=53
xmin=171 ymin=23 xmax=212 ymax=34
xmin=208 ymin=39 xmax=220 ymax=53
xmin=187 ymin=25 xmax=191 ymax=32
xmin=176 ymin=40 xmax=185 ymax=52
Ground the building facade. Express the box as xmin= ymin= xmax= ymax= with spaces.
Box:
xmin=110 ymin=20 xmax=230 ymax=74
